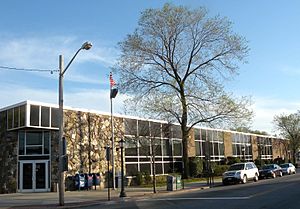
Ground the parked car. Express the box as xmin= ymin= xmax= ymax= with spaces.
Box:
xmin=280 ymin=163 xmax=296 ymax=175
xmin=259 ymin=164 xmax=282 ymax=179
xmin=222 ymin=162 xmax=259 ymax=185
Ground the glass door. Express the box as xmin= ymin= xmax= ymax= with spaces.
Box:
xmin=35 ymin=162 xmax=46 ymax=189
xmin=19 ymin=160 xmax=49 ymax=192
xmin=22 ymin=163 xmax=33 ymax=189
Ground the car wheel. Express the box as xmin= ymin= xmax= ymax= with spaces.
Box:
xmin=242 ymin=175 xmax=247 ymax=184
xmin=279 ymin=171 xmax=283 ymax=177
xmin=272 ymin=172 xmax=276 ymax=178
xmin=254 ymin=173 xmax=258 ymax=182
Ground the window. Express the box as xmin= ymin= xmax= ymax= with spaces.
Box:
xmin=125 ymin=164 xmax=138 ymax=176
xmin=257 ymin=137 xmax=273 ymax=160
xmin=30 ymin=105 xmax=40 ymax=126
xmin=41 ymin=106 xmax=50 ymax=127
xmin=150 ymin=122 xmax=161 ymax=137
xmin=44 ymin=131 xmax=50 ymax=154
xmin=7 ymin=109 xmax=13 ymax=129
xmin=152 ymin=138 xmax=162 ymax=156
xmin=138 ymin=120 xmax=149 ymax=136
xmin=172 ymin=125 xmax=181 ymax=139
xmin=201 ymin=129 xmax=206 ymax=141
xmin=125 ymin=137 xmax=138 ymax=156
xmin=162 ymin=124 xmax=171 ymax=138
xmin=19 ymin=105 xmax=26 ymax=127
xmin=173 ymin=140 xmax=182 ymax=156
xmin=19 ymin=131 xmax=25 ymax=155
xmin=51 ymin=108 xmax=59 ymax=128
xmin=139 ymin=137 xmax=150 ymax=156
xmin=195 ymin=141 xmax=201 ymax=156
xmin=125 ymin=119 xmax=137 ymax=135
xmin=0 ymin=111 xmax=6 ymax=130
xmin=18 ymin=131 xmax=50 ymax=155
xmin=232 ymin=133 xmax=253 ymax=161
xmin=162 ymin=139 xmax=171 ymax=156
xmin=13 ymin=107 xmax=19 ymax=128
xmin=194 ymin=129 xmax=200 ymax=140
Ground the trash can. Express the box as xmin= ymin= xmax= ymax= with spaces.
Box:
xmin=85 ymin=173 xmax=93 ymax=190
xmin=167 ymin=175 xmax=176 ymax=191
xmin=75 ymin=174 xmax=85 ymax=190
xmin=93 ymin=173 xmax=101 ymax=186
xmin=176 ymin=176 xmax=182 ymax=190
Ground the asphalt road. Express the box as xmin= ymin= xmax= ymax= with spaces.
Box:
xmin=81 ymin=172 xmax=300 ymax=209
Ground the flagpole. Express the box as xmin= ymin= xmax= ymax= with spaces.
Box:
xmin=110 ymin=74 xmax=116 ymax=190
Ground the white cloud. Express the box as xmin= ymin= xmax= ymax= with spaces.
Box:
xmin=0 ymin=83 xmax=127 ymax=115
xmin=0 ymin=36 xmax=118 ymax=85
xmin=64 ymin=88 xmax=128 ymax=114
xmin=251 ymin=96 xmax=300 ymax=134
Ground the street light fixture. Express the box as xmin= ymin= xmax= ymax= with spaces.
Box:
xmin=58 ymin=41 xmax=92 ymax=206
xmin=119 ymin=138 xmax=127 ymax=198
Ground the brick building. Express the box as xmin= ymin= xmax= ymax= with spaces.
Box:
xmin=0 ymin=100 xmax=288 ymax=193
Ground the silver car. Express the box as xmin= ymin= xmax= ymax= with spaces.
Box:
xmin=280 ymin=163 xmax=296 ymax=175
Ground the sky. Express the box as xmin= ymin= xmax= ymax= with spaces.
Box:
xmin=1 ymin=0 xmax=300 ymax=135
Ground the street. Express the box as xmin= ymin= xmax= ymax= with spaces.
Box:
xmin=82 ymin=172 xmax=300 ymax=209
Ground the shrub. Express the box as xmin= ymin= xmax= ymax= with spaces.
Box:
xmin=189 ymin=157 xmax=203 ymax=177
xmin=155 ymin=175 xmax=167 ymax=184
xmin=212 ymin=165 xmax=230 ymax=176
xmin=226 ymin=156 xmax=241 ymax=165
xmin=136 ymin=172 xmax=143 ymax=185
xmin=144 ymin=171 xmax=152 ymax=185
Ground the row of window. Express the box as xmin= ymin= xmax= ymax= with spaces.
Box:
xmin=257 ymin=137 xmax=273 ymax=159
xmin=4 ymin=105 xmax=59 ymax=130
xmin=125 ymin=161 xmax=182 ymax=176
xmin=6 ymin=105 xmax=26 ymax=129
xmin=125 ymin=137 xmax=182 ymax=157
xmin=194 ymin=129 xmax=225 ymax=161
xmin=29 ymin=105 xmax=59 ymax=128
xmin=124 ymin=118 xmax=182 ymax=138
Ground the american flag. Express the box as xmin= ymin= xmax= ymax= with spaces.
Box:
xmin=109 ymin=72 xmax=116 ymax=87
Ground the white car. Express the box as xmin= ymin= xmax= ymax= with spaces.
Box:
xmin=280 ymin=163 xmax=296 ymax=175
xmin=222 ymin=162 xmax=259 ymax=185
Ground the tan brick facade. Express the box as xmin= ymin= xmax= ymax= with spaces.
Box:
xmin=223 ymin=132 xmax=233 ymax=157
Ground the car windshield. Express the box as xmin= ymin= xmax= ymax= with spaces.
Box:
xmin=280 ymin=164 xmax=289 ymax=168
xmin=262 ymin=165 xmax=274 ymax=169
xmin=228 ymin=164 xmax=244 ymax=171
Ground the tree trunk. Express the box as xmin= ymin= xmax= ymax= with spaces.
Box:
xmin=180 ymin=90 xmax=190 ymax=179
xmin=151 ymin=154 xmax=157 ymax=193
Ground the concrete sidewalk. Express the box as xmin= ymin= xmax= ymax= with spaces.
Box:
xmin=0 ymin=180 xmax=221 ymax=209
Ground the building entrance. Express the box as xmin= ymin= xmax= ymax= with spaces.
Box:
xmin=19 ymin=160 xmax=50 ymax=192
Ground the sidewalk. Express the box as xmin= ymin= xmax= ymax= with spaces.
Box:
xmin=0 ymin=180 xmax=222 ymax=209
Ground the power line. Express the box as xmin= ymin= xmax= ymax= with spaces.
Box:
xmin=0 ymin=65 xmax=58 ymax=74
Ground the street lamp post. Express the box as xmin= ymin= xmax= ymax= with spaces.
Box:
xmin=241 ymin=147 xmax=246 ymax=162
xmin=119 ymin=138 xmax=127 ymax=198
xmin=58 ymin=41 xmax=92 ymax=206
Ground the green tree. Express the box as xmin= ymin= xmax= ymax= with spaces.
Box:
xmin=273 ymin=112 xmax=300 ymax=164
xmin=116 ymin=4 xmax=252 ymax=178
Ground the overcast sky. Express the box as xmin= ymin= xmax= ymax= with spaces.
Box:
xmin=1 ymin=0 xmax=300 ymax=134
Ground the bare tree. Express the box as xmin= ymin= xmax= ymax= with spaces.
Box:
xmin=273 ymin=112 xmax=300 ymax=164
xmin=116 ymin=4 xmax=252 ymax=178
